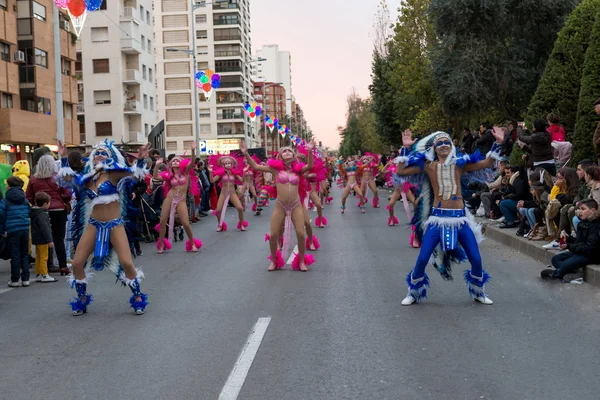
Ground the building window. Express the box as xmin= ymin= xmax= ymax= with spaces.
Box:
xmin=37 ymin=97 xmax=51 ymax=114
xmin=61 ymin=58 xmax=71 ymax=75
xmin=214 ymin=14 xmax=239 ymax=25
xmin=141 ymin=35 xmax=146 ymax=50
xmin=0 ymin=0 xmax=6 ymax=11
xmin=92 ymin=59 xmax=109 ymax=73
xmin=32 ymin=1 xmax=46 ymax=22
xmin=34 ymin=49 xmax=48 ymax=68
xmin=199 ymin=109 xmax=210 ymax=118
xmin=145 ymin=123 xmax=149 ymax=134
xmin=96 ymin=122 xmax=112 ymax=136
xmin=149 ymin=96 xmax=154 ymax=111
xmin=148 ymin=68 xmax=153 ymax=82
xmin=94 ymin=90 xmax=111 ymax=105
xmin=0 ymin=43 xmax=9 ymax=62
xmin=64 ymin=102 xmax=73 ymax=119
xmin=143 ymin=94 xmax=148 ymax=109
xmin=196 ymin=14 xmax=206 ymax=23
xmin=146 ymin=10 xmax=151 ymax=24
xmin=91 ymin=27 xmax=109 ymax=42
xmin=142 ymin=64 xmax=147 ymax=79
xmin=140 ymin=5 xmax=144 ymax=21
xmin=147 ymin=39 xmax=152 ymax=52
xmin=196 ymin=30 xmax=207 ymax=39
xmin=197 ymin=61 xmax=209 ymax=71
xmin=197 ymin=46 xmax=208 ymax=55
xmin=100 ymin=0 xmax=106 ymax=10
xmin=1 ymin=93 xmax=13 ymax=108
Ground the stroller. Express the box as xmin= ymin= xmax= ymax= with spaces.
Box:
xmin=139 ymin=185 xmax=184 ymax=243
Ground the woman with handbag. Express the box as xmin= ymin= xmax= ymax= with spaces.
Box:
xmin=26 ymin=155 xmax=72 ymax=276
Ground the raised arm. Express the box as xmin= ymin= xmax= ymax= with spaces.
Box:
xmin=153 ymin=158 xmax=165 ymax=181
xmin=395 ymin=130 xmax=423 ymax=176
xmin=463 ymin=127 xmax=504 ymax=172
xmin=185 ymin=142 xmax=197 ymax=175
xmin=239 ymin=140 xmax=274 ymax=174
xmin=207 ymin=165 xmax=221 ymax=183
xmin=301 ymin=141 xmax=315 ymax=174
xmin=110 ymin=143 xmax=151 ymax=183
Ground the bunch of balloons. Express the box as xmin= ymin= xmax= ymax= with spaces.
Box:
xmin=278 ymin=124 xmax=290 ymax=137
xmin=55 ymin=0 xmax=104 ymax=37
xmin=265 ymin=116 xmax=278 ymax=133
xmin=244 ymin=103 xmax=262 ymax=121
xmin=195 ymin=70 xmax=220 ymax=100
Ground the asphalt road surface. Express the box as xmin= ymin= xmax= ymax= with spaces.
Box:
xmin=1 ymin=188 xmax=600 ymax=400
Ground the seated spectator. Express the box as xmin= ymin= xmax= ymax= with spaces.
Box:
xmin=475 ymin=122 xmax=495 ymax=155
xmin=541 ymin=199 xmax=600 ymax=280
xmin=498 ymin=166 xmax=532 ymax=228
xmin=519 ymin=119 xmax=556 ymax=176
xmin=519 ymin=169 xmax=552 ymax=240
xmin=572 ymin=165 xmax=600 ymax=231
xmin=477 ymin=161 xmax=510 ymax=218
xmin=543 ymin=167 xmax=578 ymax=247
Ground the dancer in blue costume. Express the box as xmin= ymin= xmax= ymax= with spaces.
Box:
xmin=396 ymin=128 xmax=504 ymax=305
xmin=57 ymin=139 xmax=151 ymax=316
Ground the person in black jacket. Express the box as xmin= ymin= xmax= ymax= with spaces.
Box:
xmin=518 ymin=119 xmax=556 ymax=176
xmin=541 ymin=199 xmax=600 ymax=279
xmin=461 ymin=127 xmax=475 ymax=154
xmin=31 ymin=192 xmax=57 ymax=283
xmin=498 ymin=166 xmax=532 ymax=228
xmin=475 ymin=123 xmax=495 ymax=155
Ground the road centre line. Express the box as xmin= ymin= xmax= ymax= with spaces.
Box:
xmin=218 ymin=317 xmax=272 ymax=400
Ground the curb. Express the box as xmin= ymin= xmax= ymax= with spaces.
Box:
xmin=478 ymin=217 xmax=600 ymax=287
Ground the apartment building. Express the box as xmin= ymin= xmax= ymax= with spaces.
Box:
xmin=76 ymin=0 xmax=157 ymax=147
xmin=0 ymin=0 xmax=79 ymax=164
xmin=253 ymin=44 xmax=292 ymax=117
xmin=253 ymin=81 xmax=284 ymax=152
xmin=155 ymin=0 xmax=257 ymax=154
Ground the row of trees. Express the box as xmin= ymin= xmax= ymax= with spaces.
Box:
xmin=340 ymin=0 xmax=600 ymax=162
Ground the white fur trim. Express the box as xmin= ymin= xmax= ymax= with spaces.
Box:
xmin=118 ymin=268 xmax=145 ymax=287
xmin=57 ymin=166 xmax=76 ymax=178
xmin=394 ymin=156 xmax=409 ymax=164
xmin=90 ymin=193 xmax=120 ymax=207
xmin=66 ymin=271 xmax=95 ymax=287
xmin=422 ymin=210 xmax=484 ymax=244
xmin=486 ymin=148 xmax=502 ymax=161
xmin=132 ymin=164 xmax=149 ymax=180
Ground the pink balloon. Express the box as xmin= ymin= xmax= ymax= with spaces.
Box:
xmin=55 ymin=0 xmax=69 ymax=8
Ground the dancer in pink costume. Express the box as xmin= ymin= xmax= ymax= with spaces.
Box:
xmin=240 ymin=140 xmax=316 ymax=272
xmin=238 ymin=155 xmax=261 ymax=213
xmin=339 ymin=159 xmax=364 ymax=214
xmin=296 ymin=152 xmax=324 ymax=252
xmin=359 ymin=153 xmax=381 ymax=210
xmin=298 ymin=147 xmax=328 ymax=228
xmin=208 ymin=153 xmax=247 ymax=232
xmin=154 ymin=142 xmax=202 ymax=253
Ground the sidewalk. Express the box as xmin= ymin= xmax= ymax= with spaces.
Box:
xmin=478 ymin=217 xmax=600 ymax=287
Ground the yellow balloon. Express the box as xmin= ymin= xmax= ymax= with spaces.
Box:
xmin=206 ymin=69 xmax=214 ymax=79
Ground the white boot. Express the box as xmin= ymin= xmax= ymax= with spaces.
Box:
xmin=474 ymin=295 xmax=493 ymax=305
xmin=401 ymin=295 xmax=417 ymax=306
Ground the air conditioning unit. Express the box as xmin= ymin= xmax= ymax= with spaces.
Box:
xmin=13 ymin=51 xmax=25 ymax=64
xmin=63 ymin=21 xmax=70 ymax=32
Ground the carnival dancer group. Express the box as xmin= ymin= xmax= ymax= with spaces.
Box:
xmin=25 ymin=126 xmax=507 ymax=317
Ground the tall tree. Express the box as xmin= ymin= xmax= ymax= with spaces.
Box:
xmin=527 ymin=0 xmax=600 ymax=132
xmin=430 ymin=0 xmax=578 ymax=121
xmin=573 ymin=8 xmax=600 ymax=161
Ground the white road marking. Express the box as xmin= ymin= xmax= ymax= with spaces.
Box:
xmin=0 ymin=288 xmax=14 ymax=294
xmin=286 ymin=245 xmax=298 ymax=265
xmin=218 ymin=317 xmax=272 ymax=400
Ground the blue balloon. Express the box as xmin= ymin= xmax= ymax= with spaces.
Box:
xmin=195 ymin=71 xmax=203 ymax=80
xmin=211 ymin=79 xmax=220 ymax=89
xmin=85 ymin=0 xmax=103 ymax=11
xmin=255 ymin=109 xmax=262 ymax=117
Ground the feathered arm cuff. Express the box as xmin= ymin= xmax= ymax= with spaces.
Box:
xmin=131 ymin=158 xmax=150 ymax=180
xmin=486 ymin=142 xmax=502 ymax=161
xmin=57 ymin=157 xmax=77 ymax=179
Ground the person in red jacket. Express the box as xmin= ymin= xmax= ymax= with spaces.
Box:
xmin=547 ymin=112 xmax=566 ymax=142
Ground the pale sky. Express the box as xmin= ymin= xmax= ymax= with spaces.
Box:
xmin=251 ymin=0 xmax=401 ymax=149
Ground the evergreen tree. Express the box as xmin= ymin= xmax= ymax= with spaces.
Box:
xmin=430 ymin=0 xmax=578 ymax=121
xmin=527 ymin=0 xmax=600 ymax=133
xmin=573 ymin=8 xmax=600 ymax=162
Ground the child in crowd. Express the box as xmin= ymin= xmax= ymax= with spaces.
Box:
xmin=541 ymin=199 xmax=600 ymax=280
xmin=0 ymin=177 xmax=32 ymax=287
xmin=31 ymin=192 xmax=57 ymax=283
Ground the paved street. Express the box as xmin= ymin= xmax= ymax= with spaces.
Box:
xmin=1 ymin=188 xmax=600 ymax=400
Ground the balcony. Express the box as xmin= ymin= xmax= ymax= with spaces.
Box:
xmin=120 ymin=7 xmax=140 ymax=23
xmin=123 ymin=69 xmax=142 ymax=84
xmin=217 ymin=122 xmax=244 ymax=136
xmin=128 ymin=131 xmax=145 ymax=143
xmin=217 ymin=112 xmax=243 ymax=120
xmin=214 ymin=34 xmax=242 ymax=42
xmin=121 ymin=37 xmax=142 ymax=54
xmin=77 ymin=102 xmax=84 ymax=114
xmin=213 ymin=1 xmax=240 ymax=11
xmin=214 ymin=50 xmax=242 ymax=58
xmin=124 ymin=100 xmax=142 ymax=114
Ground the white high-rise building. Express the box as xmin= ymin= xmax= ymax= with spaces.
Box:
xmin=76 ymin=1 xmax=158 ymax=147
xmin=253 ymin=44 xmax=292 ymax=117
xmin=155 ymin=0 xmax=257 ymax=154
